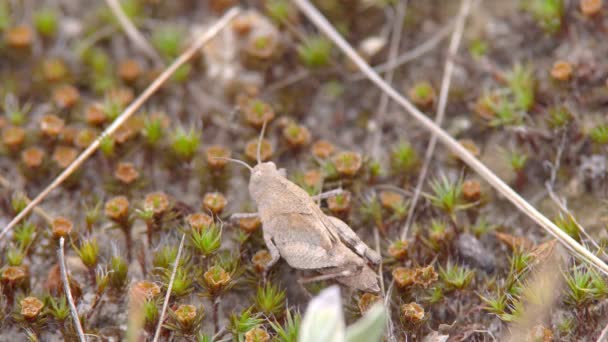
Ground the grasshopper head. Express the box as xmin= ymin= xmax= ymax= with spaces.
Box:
xmin=249 ymin=162 xmax=279 ymax=199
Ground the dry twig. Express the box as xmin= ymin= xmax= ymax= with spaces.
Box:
xmin=292 ymin=0 xmax=608 ymax=275
xmin=58 ymin=237 xmax=86 ymax=342
xmin=0 ymin=7 xmax=241 ymax=241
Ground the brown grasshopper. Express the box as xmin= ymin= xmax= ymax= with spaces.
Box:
xmin=221 ymin=123 xmax=381 ymax=293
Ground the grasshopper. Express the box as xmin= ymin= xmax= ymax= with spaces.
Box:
xmin=221 ymin=123 xmax=381 ymax=293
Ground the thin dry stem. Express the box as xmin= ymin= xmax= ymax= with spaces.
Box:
xmin=0 ymin=174 xmax=53 ymax=225
xmin=401 ymin=0 xmax=473 ymax=240
xmin=58 ymin=237 xmax=86 ymax=342
xmin=370 ymin=1 xmax=406 ymax=157
xmin=0 ymin=7 xmax=241 ymax=241
xmin=152 ymin=233 xmax=186 ymax=342
xmin=292 ymin=0 xmax=608 ymax=275
xmin=105 ymin=0 xmax=164 ymax=65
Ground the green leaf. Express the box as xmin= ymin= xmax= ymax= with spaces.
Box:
xmin=345 ymin=303 xmax=387 ymax=342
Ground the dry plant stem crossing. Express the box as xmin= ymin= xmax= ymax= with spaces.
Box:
xmin=0 ymin=7 xmax=241 ymax=241
xmin=401 ymin=0 xmax=473 ymax=240
xmin=292 ymin=0 xmax=608 ymax=275
xmin=58 ymin=237 xmax=86 ymax=342
xmin=105 ymin=0 xmax=164 ymax=65
xmin=153 ymin=233 xmax=186 ymax=342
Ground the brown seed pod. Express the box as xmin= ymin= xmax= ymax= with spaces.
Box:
xmin=408 ymin=81 xmax=436 ymax=108
xmin=387 ymin=239 xmax=408 ymax=260
xmin=2 ymin=265 xmax=27 ymax=285
xmin=21 ymin=146 xmax=44 ymax=168
xmin=283 ymin=123 xmax=311 ymax=147
xmin=580 ymin=0 xmax=603 ymax=16
xmin=74 ymin=128 xmax=98 ymax=149
xmin=20 ymin=297 xmax=44 ymax=320
xmin=188 ymin=213 xmax=214 ymax=231
xmin=550 ymin=61 xmax=573 ymax=81
xmin=60 ymin=125 xmax=79 ymax=145
xmin=401 ymin=302 xmax=425 ymax=323
xmin=357 ymin=293 xmax=381 ymax=314
xmin=114 ymin=162 xmax=140 ymax=185
xmin=53 ymin=84 xmax=80 ymax=109
xmin=40 ymin=114 xmax=65 ymax=138
xmin=107 ymin=87 xmax=134 ymax=107
xmin=243 ymin=99 xmax=275 ymax=128
xmin=245 ymin=138 xmax=273 ymax=162
xmin=206 ymin=145 xmax=232 ymax=169
xmin=2 ymin=126 xmax=26 ymax=150
xmin=311 ymin=139 xmax=335 ymax=159
xmin=42 ymin=58 xmax=68 ymax=83
xmin=203 ymin=266 xmax=231 ymax=293
xmin=303 ymin=170 xmax=323 ymax=190
xmin=333 ymin=151 xmax=363 ymax=177
xmin=379 ymin=191 xmax=405 ymax=211
xmin=130 ymin=280 xmax=161 ymax=302
xmin=105 ymin=196 xmax=130 ymax=222
xmin=85 ymin=103 xmax=107 ymax=126
xmin=144 ymin=191 xmax=170 ymax=216
xmin=52 ymin=216 xmax=73 ymax=238
xmin=239 ymin=216 xmax=262 ymax=234
xmin=6 ymin=25 xmax=33 ymax=49
xmin=52 ymin=145 xmax=77 ymax=168
xmin=462 ymin=179 xmax=481 ymax=202
xmin=202 ymin=192 xmax=228 ymax=215
xmin=327 ymin=191 xmax=352 ymax=216
xmin=245 ymin=327 xmax=270 ymax=342
xmin=252 ymin=249 xmax=273 ymax=273
xmin=244 ymin=33 xmax=279 ymax=61
xmin=392 ymin=267 xmax=417 ymax=288
xmin=174 ymin=304 xmax=199 ymax=327
xmin=118 ymin=59 xmax=142 ymax=82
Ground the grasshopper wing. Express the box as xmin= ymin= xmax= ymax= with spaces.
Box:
xmin=325 ymin=216 xmax=381 ymax=265
xmin=267 ymin=212 xmax=350 ymax=269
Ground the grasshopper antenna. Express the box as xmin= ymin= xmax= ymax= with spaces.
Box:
xmin=257 ymin=120 xmax=268 ymax=165
xmin=212 ymin=157 xmax=253 ymax=172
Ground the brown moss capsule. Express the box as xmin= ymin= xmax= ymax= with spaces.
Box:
xmin=2 ymin=265 xmax=27 ymax=285
xmin=20 ymin=296 xmax=44 ymax=320
xmin=243 ymin=99 xmax=275 ymax=128
xmin=174 ymin=304 xmax=199 ymax=327
xmin=206 ymin=145 xmax=232 ymax=169
xmin=107 ymin=86 xmax=134 ymax=107
xmin=239 ymin=216 xmax=262 ymax=234
xmin=52 ymin=216 xmax=73 ymax=238
xmin=303 ymin=170 xmax=323 ymax=190
xmin=2 ymin=126 xmax=26 ymax=150
xmin=130 ymin=281 xmax=161 ymax=302
xmin=580 ymin=0 xmax=603 ymax=16
xmin=283 ymin=123 xmax=311 ymax=147
xmin=53 ymin=84 xmax=80 ymax=108
xmin=245 ymin=138 xmax=273 ymax=162
xmin=327 ymin=191 xmax=352 ymax=215
xmin=40 ymin=114 xmax=65 ymax=138
xmin=462 ymin=179 xmax=481 ymax=202
xmin=408 ymin=81 xmax=436 ymax=108
xmin=44 ymin=264 xmax=82 ymax=300
xmin=113 ymin=124 xmax=137 ymax=144
xmin=52 ymin=145 xmax=77 ymax=168
xmin=145 ymin=191 xmax=170 ymax=216
xmin=244 ymin=33 xmax=279 ymax=61
xmin=203 ymin=192 xmax=228 ymax=215
xmin=311 ymin=139 xmax=335 ymax=159
xmin=204 ymin=265 xmax=231 ymax=293
xmin=231 ymin=14 xmax=254 ymax=36
xmin=74 ymin=128 xmax=98 ymax=149
xmin=60 ymin=125 xmax=78 ymax=145
xmin=473 ymin=94 xmax=498 ymax=121
xmin=42 ymin=58 xmax=68 ymax=83
xmin=414 ymin=265 xmax=438 ymax=288
xmin=550 ymin=61 xmax=573 ymax=81
xmin=188 ymin=213 xmax=214 ymax=231
xmin=401 ymin=302 xmax=425 ymax=323
xmin=252 ymin=249 xmax=273 ymax=273
xmin=85 ymin=103 xmax=107 ymax=126
xmin=358 ymin=293 xmax=381 ymax=314
xmin=105 ymin=196 xmax=130 ymax=222
xmin=333 ymin=151 xmax=362 ymax=177
xmin=245 ymin=327 xmax=270 ymax=342
xmin=388 ymin=239 xmax=408 ymax=260
xmin=118 ymin=59 xmax=142 ymax=82
xmin=6 ymin=25 xmax=33 ymax=49
xmin=114 ymin=162 xmax=140 ymax=185
xmin=379 ymin=191 xmax=404 ymax=211
xmin=392 ymin=267 xmax=417 ymax=288
xmin=21 ymin=146 xmax=44 ymax=168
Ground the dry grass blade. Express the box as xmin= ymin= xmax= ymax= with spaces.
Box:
xmin=0 ymin=7 xmax=241 ymax=241
xmin=401 ymin=0 xmax=473 ymax=240
xmin=58 ymin=237 xmax=86 ymax=342
xmin=105 ymin=0 xmax=164 ymax=65
xmin=153 ymin=233 xmax=186 ymax=342
xmin=292 ymin=0 xmax=608 ymax=274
